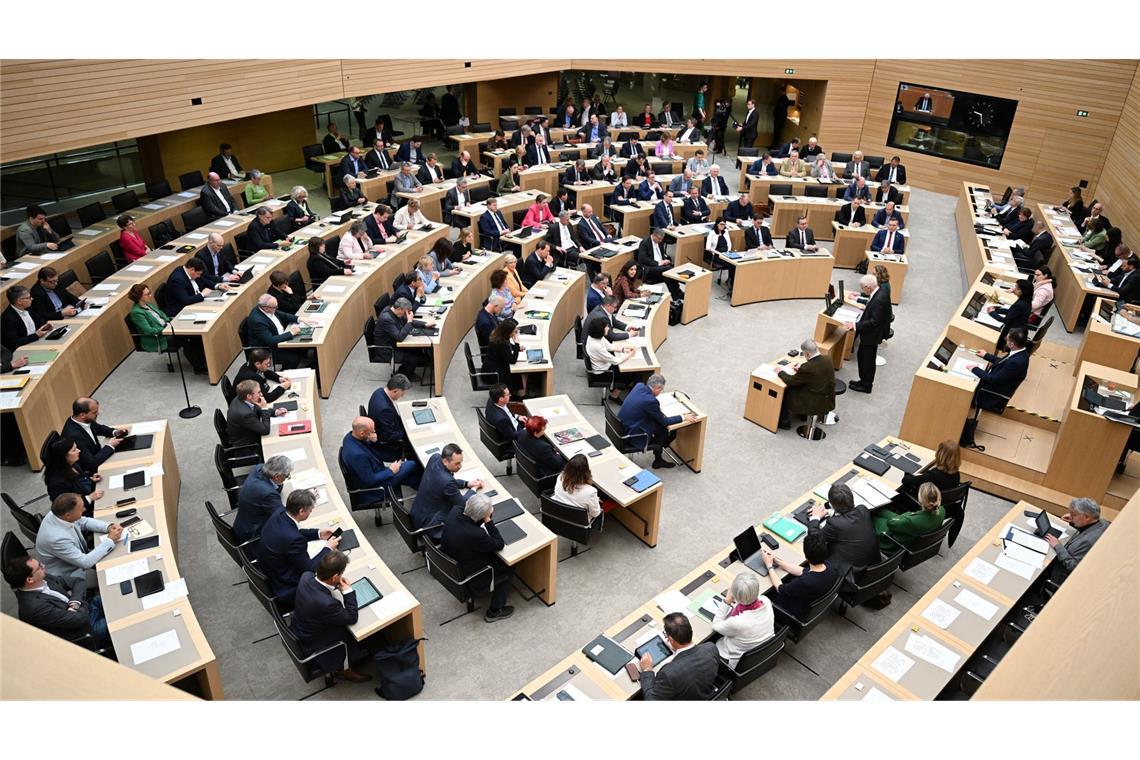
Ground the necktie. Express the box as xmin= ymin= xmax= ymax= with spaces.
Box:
xmin=800 ymin=230 xmax=806 ymax=247
xmin=589 ymin=217 xmax=602 ymax=239
xmin=493 ymin=213 xmax=505 ymax=233
xmin=538 ymin=148 xmax=545 ymax=165
xmin=886 ymin=232 xmax=894 ymax=251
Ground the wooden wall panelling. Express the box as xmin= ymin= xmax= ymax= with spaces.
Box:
xmin=340 ymin=59 xmax=570 ymax=99
xmin=1094 ymin=65 xmax=1140 ymax=247
xmin=856 ymin=60 xmax=1137 ymax=202
xmin=0 ymin=59 xmax=345 ymax=163
xmin=472 ymin=73 xmax=560 ymax=126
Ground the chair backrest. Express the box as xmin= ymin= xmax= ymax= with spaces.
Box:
xmin=804 ymin=185 xmax=828 ymax=198
xmin=273 ymin=216 xmax=293 ymax=239
xmin=363 ymin=317 xmax=384 ymax=363
xmin=940 ymin=482 xmax=971 ymax=513
xmin=239 ymin=540 xmax=280 ymax=616
xmin=85 ymin=250 xmax=116 ymax=283
xmin=38 ymin=430 xmax=60 ymax=471
xmin=842 ymin=550 xmax=905 ymax=607
xmin=422 ymin=539 xmax=474 ymax=605
xmin=524 ymin=106 xmax=543 ymax=115
xmin=651 ymin=161 xmax=672 ymax=175
xmin=123 ymin=314 xmax=144 ymax=351
xmin=1 ymin=530 xmax=28 ymax=568
xmin=57 ymin=269 xmax=78 ymax=291
xmin=738 ymin=147 xmax=760 ymax=158
xmin=76 ymin=202 xmax=106 ymax=228
xmin=790 ymin=570 xmax=845 ymax=641
xmin=373 ymin=292 xmax=391 ymax=318
xmin=337 ymin=446 xmax=378 ymax=511
xmin=573 ymin=315 xmax=584 ymax=359
xmin=768 ymin=183 xmax=793 ymax=196
xmin=204 ymin=499 xmax=243 ymax=567
xmin=330 ymin=196 xmax=348 ymax=213
xmin=538 ymin=491 xmax=595 ymax=547
xmin=470 ymin=122 xmax=491 ymax=133
xmin=513 ymin=442 xmax=558 ymax=498
xmin=498 ymin=107 xmax=517 ymax=116
xmin=730 ymin=625 xmax=789 ymax=690
xmin=464 ymin=343 xmax=495 ymax=391
xmin=475 ymin=407 xmax=515 ymax=463
xmin=213 ymin=444 xmax=241 ymax=509
xmin=302 ymin=143 xmax=324 ymax=167
xmin=603 ymin=398 xmax=643 ymax=453
xmin=149 ymin=219 xmax=178 ymax=247
xmin=213 ymin=408 xmax=231 ymax=446
xmin=179 ymin=170 xmax=205 ymax=191
xmin=831 ymin=151 xmax=853 ymax=164
xmin=270 ymin=600 xmax=326 ymax=683
xmin=181 ymin=206 xmax=209 ymax=232
xmin=391 ymin=499 xmax=425 ymax=555
xmin=238 ymin=317 xmax=252 ymax=348
xmin=899 ymin=518 xmax=954 ymax=571
xmin=47 ymin=215 xmax=73 ymax=239
xmin=865 ymin=155 xmax=885 ymax=169
xmin=220 ymin=374 xmax=236 ymax=405
xmin=617 ymin=131 xmax=639 ymax=141
xmin=145 ymin=179 xmax=172 ymax=200
xmin=1029 ymin=317 xmax=1054 ymax=354
xmin=3 ymin=493 xmax=43 ymax=544
xmin=111 ymin=190 xmax=139 ymax=213
xmin=287 ymin=270 xmax=305 ymax=296
xmin=153 ymin=282 xmax=167 ymax=312
xmin=445 ymin=125 xmax=466 ymax=137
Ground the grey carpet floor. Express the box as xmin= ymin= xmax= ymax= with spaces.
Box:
xmin=0 ymin=152 xmax=1082 ymax=701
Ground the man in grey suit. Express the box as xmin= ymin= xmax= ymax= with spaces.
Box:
xmin=34 ymin=493 xmax=122 ymax=584
xmin=3 ymin=553 xmax=110 ymax=648
xmin=1045 ymin=497 xmax=1109 ymax=585
xmin=637 ymin=612 xmax=719 ymax=700
xmin=583 ymin=296 xmax=638 ymax=346
xmin=668 ymin=168 xmax=695 ymax=196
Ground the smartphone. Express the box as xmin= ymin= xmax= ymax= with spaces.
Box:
xmin=116 ymin=497 xmax=137 ymax=508
xmin=331 ymin=527 xmax=344 ymax=539
xmin=483 ymin=489 xmax=498 ymax=498
xmin=116 ymin=507 xmax=137 ymax=518
xmin=588 ymin=450 xmax=603 ymax=458
xmin=119 ymin=580 xmax=133 ymax=595
xmin=624 ymin=661 xmax=641 ymax=682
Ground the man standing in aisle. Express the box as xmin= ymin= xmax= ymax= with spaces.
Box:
xmin=846 ymin=274 xmax=889 ymax=393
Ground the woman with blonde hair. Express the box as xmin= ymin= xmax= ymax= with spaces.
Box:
xmin=874 ymin=482 xmax=945 ymax=552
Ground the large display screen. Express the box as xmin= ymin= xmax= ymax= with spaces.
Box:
xmin=887 ymin=82 xmax=1019 ymax=169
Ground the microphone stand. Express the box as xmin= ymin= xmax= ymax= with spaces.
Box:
xmin=164 ymin=319 xmax=201 ymax=419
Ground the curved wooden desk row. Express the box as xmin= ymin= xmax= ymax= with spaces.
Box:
xmin=504 ymin=268 xmax=586 ymax=398
xmin=822 ymin=501 xmax=1066 ymax=701
xmin=734 ymin=154 xmax=913 ymax=195
xmin=717 ymin=244 xmax=836 ymax=308
xmin=741 ymin=172 xmax=912 ymax=208
xmin=831 ymin=222 xmax=911 ymax=269
xmin=396 ymin=396 xmax=558 ymax=604
xmin=512 ymin=436 xmax=929 ymax=701
xmin=259 ymin=370 xmax=426 ymax=669
xmin=396 ymin=175 xmax=494 ymax=223
xmin=2 ymin=194 xmax=289 ymax=471
xmin=770 ymin=196 xmax=910 ymax=243
xmin=1036 ymin=201 xmax=1119 ymax=333
xmin=1 ymin=176 xmax=267 ymax=295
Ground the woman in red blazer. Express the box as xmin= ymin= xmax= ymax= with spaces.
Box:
xmin=117 ymin=214 xmax=150 ymax=261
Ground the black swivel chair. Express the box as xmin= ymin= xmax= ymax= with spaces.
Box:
xmin=422 ymin=539 xmax=494 ymax=625
xmin=337 ymin=446 xmax=387 ymax=527
xmin=178 ymin=170 xmax=205 ymax=191
xmin=213 ymin=443 xmax=249 ymax=510
xmin=145 ymin=179 xmax=172 ymax=200
xmin=464 ymin=344 xmax=498 ymax=392
xmin=603 ymin=398 xmax=650 ymax=456
xmin=831 ymin=151 xmax=853 ymax=164
xmin=181 ymin=206 xmax=209 ymax=232
xmin=84 ymin=250 xmax=117 ymax=284
xmin=804 ymin=185 xmax=829 ymax=198
xmin=836 ymin=550 xmax=905 ymax=615
xmin=513 ymin=444 xmax=559 ymax=500
xmin=111 ymin=190 xmax=139 ymax=213
xmin=3 ymin=493 xmax=44 ymax=544
xmin=76 ymin=202 xmax=107 ymax=228
xmin=391 ymin=497 xmax=435 ymax=573
xmin=767 ymin=183 xmax=793 ymax=197
xmin=771 ymin=570 xmax=845 ymax=644
xmin=149 ymin=219 xmax=178 ymax=247
xmin=717 ymin=625 xmax=789 ymax=693
xmin=204 ymin=499 xmax=250 ymax=571
xmin=219 ymin=374 xmax=236 ymax=405
xmin=212 ymin=408 xmax=264 ymax=467
xmin=363 ymin=317 xmax=395 ymax=377
xmin=538 ymin=491 xmax=603 ymax=560
xmin=475 ymin=407 xmax=515 ymax=475
xmin=737 ymin=147 xmax=760 ymax=158
xmin=881 ymin=518 xmax=955 ymax=592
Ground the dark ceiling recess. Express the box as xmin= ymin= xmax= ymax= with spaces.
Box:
xmin=191 ymin=97 xmax=202 ymax=106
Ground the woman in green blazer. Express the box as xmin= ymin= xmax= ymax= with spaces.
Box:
xmin=127 ymin=283 xmax=171 ymax=352
xmin=874 ymin=482 xmax=945 ymax=553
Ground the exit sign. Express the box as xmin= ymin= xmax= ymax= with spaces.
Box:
xmin=785 ymin=68 xmax=795 ymax=75
xmin=1076 ymin=110 xmax=1089 ymax=117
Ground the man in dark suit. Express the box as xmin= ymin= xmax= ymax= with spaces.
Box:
xmin=521 ymin=242 xmax=556 ymax=288
xmin=619 ymin=137 xmax=646 ymax=159
xmin=775 ymin=138 xmax=800 ymax=158
xmin=734 ymin=99 xmax=759 ymax=148
xmin=636 ymin=612 xmax=718 ymax=700
xmin=258 ymin=490 xmax=340 ymax=608
xmin=475 ymin=297 xmax=504 ymax=347
xmin=441 ymin=85 xmax=461 ymax=127
xmin=591 ymin=156 xmax=618 ymax=183
xmin=322 ymin=123 xmax=351 ymax=154
xmin=365 ymin=374 xmax=413 ymax=462
xmin=236 ymin=347 xmax=290 ymax=403
xmin=618 ymin=374 xmax=696 ymax=469
xmin=394 ymin=137 xmax=425 ymax=165
xmin=443 ymin=178 xmax=472 ymax=223
xmin=875 ymin=156 xmax=907 ymax=185
xmin=784 ymin=216 xmax=819 ymax=251
xmin=232 ymin=455 xmax=292 ymax=543
xmin=870 ymin=219 xmax=906 ymax=254
xmin=1002 ymin=207 xmax=1035 ymax=245
xmin=874 ymin=180 xmax=901 ymax=205
xmin=364 ymin=205 xmax=397 ymax=243
xmin=637 ymin=230 xmax=678 ymax=299
xmin=1100 ymin=255 xmax=1140 ymax=304
xmin=549 ymin=188 xmax=573 ymax=217
xmin=342 ymin=416 xmax=421 ymax=502
xmin=871 ymin=201 xmax=905 ymax=229
xmin=450 ymin=150 xmax=480 ymax=178
xmin=846 ymin=274 xmax=890 ymax=393
xmin=742 ymin=216 xmax=774 ymax=250
xmin=562 ymin=160 xmax=591 ymax=186
xmin=417 ymin=154 xmax=444 ymax=185
xmin=724 ymin=194 xmax=754 ymax=224
xmin=248 ymin=294 xmax=311 ymax=369
xmin=970 ymin=329 xmax=1030 ymax=412
xmin=62 ymin=397 xmax=127 ymax=473
xmin=477 ymin=198 xmax=510 ymax=251
xmin=845 ymin=151 xmax=871 ymax=179
xmin=700 ymin=167 xmax=731 ymax=199
xmin=227 ymin=379 xmax=282 ymax=449
xmin=843 ymin=176 xmax=871 ymax=202
xmin=592 ymin=136 xmax=617 ymax=159
xmin=835 ymin=197 xmax=867 ymax=227
xmin=578 ymin=115 xmax=606 ymax=144
xmin=1016 ymin=222 xmax=1055 ymax=269
xmin=3 ymin=554 xmax=109 ymax=648
xmin=30 ymin=267 xmax=80 ymax=322
xmin=340 ymin=146 xmax=368 ymax=183
xmin=680 ymin=186 xmax=710 ymax=224
xmin=776 ymin=340 xmax=836 ymax=430
xmin=362 ymin=118 xmax=393 ymax=152
xmin=524 ymin=135 xmax=551 ymax=166
xmin=547 ymin=211 xmax=581 ymax=265
xmin=199 ymin=172 xmax=237 ymax=220
xmin=611 ymin=177 xmax=638 ymax=207
xmin=586 ymin=274 xmax=611 ymax=313
xmin=1 ymin=286 xmax=51 ymax=348
xmin=577 ymin=205 xmax=613 ymax=249
xmin=807 ymin=483 xmax=880 ymax=577
xmin=162 ymin=258 xmax=225 ymax=317
xmin=441 ymin=495 xmax=516 ymax=622
xmin=410 ymin=444 xmax=485 ymax=541
xmin=584 ymin=296 xmax=636 ymax=345
xmin=200 ymin=232 xmax=241 ymax=285
xmin=653 ymin=192 xmax=680 ymax=229
xmin=374 ymin=298 xmax=425 ymax=378
xmin=749 ymin=154 xmax=780 ymax=176
xmin=290 ymin=551 xmax=371 ymax=682
xmin=485 ymin=383 xmax=525 ymax=442
xmin=365 ymin=138 xmax=392 ymax=171
xmin=209 ymin=143 xmax=243 ymax=180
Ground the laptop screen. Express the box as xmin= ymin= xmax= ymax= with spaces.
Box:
xmin=934 ymin=337 xmax=956 ymax=365
xmin=733 ymin=526 xmax=761 ymax=563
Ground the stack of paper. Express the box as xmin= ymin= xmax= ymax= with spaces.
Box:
xmin=871 ymin=647 xmax=915 ymax=682
xmin=904 ymin=632 xmax=961 ymax=673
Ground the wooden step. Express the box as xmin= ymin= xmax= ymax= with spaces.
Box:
xmin=961 ymin=460 xmax=1122 ymax=521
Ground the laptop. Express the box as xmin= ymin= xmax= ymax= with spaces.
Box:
xmin=933 ymin=337 xmax=957 ymax=366
xmin=961 ymin=292 xmax=986 ymax=320
xmin=526 ymin=349 xmax=545 ymax=363
xmin=351 ymin=577 xmax=384 ymax=609
xmin=1033 ymin=510 xmax=1062 ymax=539
xmin=731 ymin=526 xmax=769 ymax=577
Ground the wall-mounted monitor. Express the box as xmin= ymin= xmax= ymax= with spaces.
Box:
xmin=887 ymin=82 xmax=1019 ymax=169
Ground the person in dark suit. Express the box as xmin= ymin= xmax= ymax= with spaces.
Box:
xmin=2 ymin=286 xmax=51 ymax=348
xmin=775 ymin=138 xmax=800 ymax=158
xmin=749 ymin=154 xmax=780 ymax=176
xmin=258 ymin=490 xmax=340 ymax=608
xmin=784 ymin=216 xmax=819 ymax=251
xmin=700 ymin=169 xmax=731 ymax=199
xmin=247 ymin=294 xmax=312 ymax=369
xmin=443 ymin=178 xmax=472 ymax=223
xmin=638 ymin=173 xmax=666 ymax=202
xmin=363 ymin=204 xmax=398 ymax=245
xmin=871 ymin=201 xmax=905 ymax=229
xmin=417 ymin=154 xmax=444 ymax=185
xmin=29 ymin=267 xmax=80 ymax=322
xmin=394 ymin=137 xmax=425 ymax=165
xmin=440 ymin=495 xmax=516 ymax=622
xmin=577 ymin=205 xmax=613 ymax=250
xmin=524 ymin=136 xmax=552 ymax=166
xmin=521 ymin=242 xmax=556 ymax=288
xmin=1016 ymin=221 xmax=1055 ymax=270
xmin=197 ymin=233 xmax=240 ymax=288
xmin=845 ymin=151 xmax=871 ymax=179
xmin=227 ymin=379 xmax=282 ymax=449
xmin=724 ymin=195 xmax=754 ymax=224
xmin=322 ymin=123 xmax=351 ymax=154
xmin=742 ymin=216 xmax=774 ymax=250
xmin=515 ymin=415 xmax=564 ymax=479
xmin=267 ymin=271 xmax=304 ymax=316
xmin=232 ymin=455 xmax=293 ymax=544
xmin=62 ymin=397 xmax=127 ymax=473
xmin=969 ymin=329 xmax=1030 ymax=412
xmin=365 ymin=138 xmax=392 ymax=171
xmin=362 ymin=119 xmax=394 ymax=153
xmin=623 ymin=154 xmax=650 ymax=181
xmin=875 ymin=156 xmax=907 ymax=185
xmin=763 ymin=531 xmax=842 ymax=621
xmin=199 ymin=172 xmax=237 ymax=220
xmin=235 ymin=348 xmax=290 ymax=403
xmin=284 ymin=187 xmax=318 ymax=228
xmin=366 ymin=373 xmax=413 ymax=461
xmin=1002 ymin=207 xmax=1035 ymax=245
xmin=681 ymin=186 xmax=710 ymax=224
xmin=584 ymin=293 xmax=637 ymax=344
xmin=477 ymin=198 xmax=510 ymax=251
xmin=549 ymin=188 xmax=574 ymax=217
xmin=987 ymin=278 xmax=1033 ymax=352
xmin=636 ymin=612 xmax=719 ymax=700
xmin=546 ymin=211 xmax=581 ymax=266
xmin=611 ymin=176 xmax=638 ymax=207
xmin=209 ymin=143 xmax=243 ymax=179
xmin=290 ymin=551 xmax=371 ymax=682
xmin=846 ymin=273 xmax=889 ymax=393
xmin=870 ymin=219 xmax=906 ymax=254
xmin=240 ymin=208 xmax=281 ymax=253
xmin=776 ymin=340 xmax=836 ymax=430
xmin=652 ymin=191 xmax=679 ymax=229
xmin=562 ymin=159 xmax=591 ymax=186
xmin=806 ymin=483 xmax=880 ymax=577
xmin=161 ymin=258 xmax=220 ymax=317
xmin=636 ymin=230 xmax=682 ymax=298
xmin=1104 ymin=256 xmax=1140 ymax=303
xmin=843 ymin=176 xmax=871 ymax=203
xmin=734 ymin=99 xmax=759 ymax=148
xmin=835 ymin=197 xmax=867 ymax=227
xmin=874 ymin=180 xmax=901 ymax=205
xmin=374 ymin=298 xmax=426 ymax=378
xmin=307 ymin=238 xmax=352 ymax=285
xmin=441 ymin=85 xmax=462 ymax=126
xmin=42 ymin=438 xmax=99 ymax=515
xmin=485 ymin=383 xmax=525 ymax=442
xmin=340 ymin=145 xmax=368 ymax=182
xmin=619 ymin=375 xmax=696 ymax=469
xmin=3 ymin=554 xmax=109 ymax=648
xmin=341 ymin=416 xmax=421 ymax=503
xmin=411 ymin=444 xmax=485 ymax=541
xmin=474 ymin=296 xmax=504 ymax=348
xmin=619 ymin=137 xmax=646 ymax=159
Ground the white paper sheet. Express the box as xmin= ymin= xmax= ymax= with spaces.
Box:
xmin=920 ymin=598 xmax=961 ymax=630
xmin=994 ymin=552 xmax=1035 ymax=579
xmin=91 ymin=283 xmax=120 ymax=291
xmin=155 ymin=255 xmax=178 ymax=262
xmin=654 ymin=590 xmax=691 ymax=615
xmin=863 ymin=686 xmax=893 ymax=702
xmin=103 ymin=558 xmax=152 ymax=585
xmin=128 ymin=420 xmax=165 ymax=436
xmin=141 ymin=578 xmax=189 ymax=610
xmin=954 ymin=588 xmax=999 ymax=621
xmin=142 ymin=203 xmax=164 ymax=210
xmin=213 ymin=220 xmax=237 ymax=228
xmin=368 ymin=589 xmax=414 ymax=621
xmin=964 ymin=558 xmax=999 ymax=585
xmin=130 ymin=629 xmax=181 ymax=665
xmin=184 ymin=233 xmax=207 ymax=241
xmin=177 ymin=191 xmax=197 ymax=198
xmin=1000 ymin=541 xmax=1045 ymax=570
xmin=277 ymin=447 xmax=308 ymax=463
xmin=871 ymin=647 xmax=915 ymax=682
xmin=1003 ymin=525 xmax=1049 ymax=555
xmin=904 ymin=633 xmax=961 ymax=673
xmin=0 ymin=392 xmax=20 ymax=409
xmin=124 ymin=265 xmax=153 ymax=273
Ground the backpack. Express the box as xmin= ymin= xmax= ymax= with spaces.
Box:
xmin=373 ymin=638 xmax=424 ymax=700
xmin=668 ymin=299 xmax=683 ymax=326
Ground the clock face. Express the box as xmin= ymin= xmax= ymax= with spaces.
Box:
xmin=968 ymin=101 xmax=996 ymax=128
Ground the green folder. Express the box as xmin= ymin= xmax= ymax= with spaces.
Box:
xmin=762 ymin=512 xmax=807 ymax=543
xmin=22 ymin=351 xmax=58 ymax=365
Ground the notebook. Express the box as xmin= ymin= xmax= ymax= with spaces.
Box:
xmin=491 ymin=499 xmax=525 ymax=524
xmin=622 ymin=470 xmax=661 ymax=493
xmin=581 ymin=635 xmax=634 ymax=675
xmin=496 ymin=519 xmax=526 ymax=545
xmin=762 ymin=513 xmax=808 ymax=543
xmin=279 ymin=420 xmax=312 ymax=436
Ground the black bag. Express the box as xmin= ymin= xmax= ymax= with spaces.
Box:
xmin=373 ymin=638 xmax=424 ymax=700
xmin=854 ymin=259 xmax=869 ymax=274
xmin=668 ymin=299 xmax=683 ymax=325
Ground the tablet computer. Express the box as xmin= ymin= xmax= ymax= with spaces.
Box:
xmin=123 ymin=470 xmax=147 ymax=490
xmin=129 ymin=534 xmax=160 ymax=553
xmin=412 ymin=408 xmax=436 ymax=425
xmin=635 ymin=635 xmax=672 ymax=667
xmin=351 ymin=577 xmax=383 ymax=609
xmin=134 ymin=569 xmax=166 ymax=599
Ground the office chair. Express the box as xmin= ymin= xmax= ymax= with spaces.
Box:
xmin=47 ymin=214 xmax=73 ymax=241
xmin=475 ymin=407 xmax=515 ymax=476
xmin=145 ymin=179 xmax=172 ymax=200
xmin=3 ymin=493 xmax=44 ymax=545
xmin=1 ymin=530 xmax=28 ymax=568
xmin=538 ymin=491 xmax=604 ymax=561
xmin=881 ymin=518 xmax=955 ymax=592
xmin=422 ymin=539 xmax=494 ymax=625
xmin=716 ymin=625 xmax=789 ymax=693
xmin=76 ymin=202 xmax=106 ymax=228
xmin=180 ymin=206 xmax=209 ymax=232
xmin=737 ymin=147 xmax=760 ymax=158
xmin=212 ymin=445 xmax=247 ymax=510
xmin=110 ymin=190 xmax=139 ymax=213
xmin=178 ymin=170 xmax=205 ymax=191
xmin=123 ymin=314 xmax=176 ymax=373
xmin=836 ymin=551 xmax=904 ymax=618
xmin=84 ymin=250 xmax=117 ymax=285
xmin=363 ymin=317 xmax=395 ymax=378
xmin=148 ymin=219 xmax=178 ymax=247
xmin=212 ymin=408 xmax=263 ymax=467
xmin=204 ymin=499 xmax=251 ymax=572
xmin=337 ymin=446 xmax=388 ymax=527
xmin=962 ymin=387 xmax=1014 ymax=452
xmin=391 ymin=497 xmax=436 ymax=574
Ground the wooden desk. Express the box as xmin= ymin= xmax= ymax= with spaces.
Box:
xmin=578 ymin=236 xmax=640 ymax=282
xmin=396 ymin=175 xmax=492 ymax=223
xmin=397 ymin=396 xmax=558 ymax=604
xmin=450 ymin=131 xmax=496 ymax=161
xmin=1076 ymin=299 xmax=1140 ymax=375
xmin=744 ymin=351 xmax=808 ymax=433
xmin=506 ymin=269 xmax=586 ymax=398
xmin=260 ymin=370 xmax=426 ymax=665
xmin=831 ymin=222 xmax=910 ymax=269
xmin=85 ymin=420 xmax=223 ymax=699
xmin=814 ymin=297 xmax=859 ymax=371
xmin=314 ymin=152 xmax=396 ymax=198
xmin=740 ymin=171 xmax=911 ymax=207
xmin=822 ymin=501 xmax=1065 ymax=701
xmin=661 ymin=222 xmax=727 ymax=269
xmin=518 ymin=164 xmax=562 ymax=197
xmin=610 ymin=200 xmax=680 ymax=239
xmin=718 ymin=247 xmax=835 ymax=307
xmin=563 ymin=180 xmax=617 ymax=219
xmin=613 ymin=294 xmax=671 ymax=377
xmin=664 ymin=264 xmax=712 ymax=324
xmin=865 ymin=251 xmax=908 ymax=304
xmin=1038 ymin=202 xmax=1119 ymax=332
xmin=771 ymin=196 xmax=910 ymax=242
xmin=451 ymin=189 xmax=544 ymax=239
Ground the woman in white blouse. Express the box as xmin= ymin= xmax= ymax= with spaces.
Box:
xmin=584 ymin=319 xmax=634 ymax=400
xmin=1031 ymin=266 xmax=1054 ymax=321
xmin=711 ymin=571 xmax=775 ymax=669
xmin=553 ymin=453 xmax=611 ymax=522
xmin=705 ymin=218 xmax=732 ymax=273
xmin=337 ymin=221 xmax=379 ymax=260
xmin=394 ymin=198 xmax=428 ymax=230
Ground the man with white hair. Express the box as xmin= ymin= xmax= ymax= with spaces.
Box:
xmin=247 ymin=294 xmax=315 ymax=369
xmin=776 ymin=339 xmax=836 ymax=430
xmin=234 ymin=454 xmax=294 ymax=543
xmin=846 ymin=150 xmax=870 ymax=180
xmin=199 ymin=171 xmax=236 ymax=219
xmin=1045 ymin=497 xmax=1108 ymax=585
xmin=801 ymin=136 xmax=824 ymax=158
xmin=845 ymin=274 xmax=890 ymax=393
xmin=440 ymin=493 xmax=517 ymax=623
xmin=618 ymin=374 xmax=698 ymax=469
xmin=200 ymin=231 xmax=240 ymax=285
xmin=701 ymin=163 xmax=730 ymax=199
